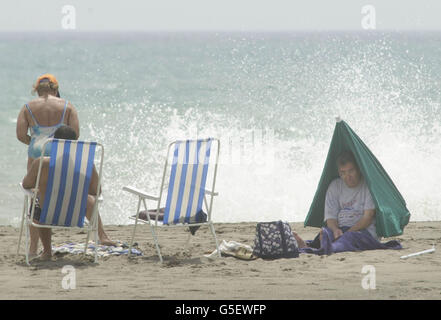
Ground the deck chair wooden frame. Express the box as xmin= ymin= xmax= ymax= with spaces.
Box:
xmin=17 ymin=138 xmax=104 ymax=265
xmin=123 ymin=138 xmax=221 ymax=263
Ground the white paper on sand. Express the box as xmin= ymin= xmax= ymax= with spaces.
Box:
xmin=203 ymin=240 xmax=253 ymax=260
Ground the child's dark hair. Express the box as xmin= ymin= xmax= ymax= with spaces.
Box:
xmin=54 ymin=125 xmax=77 ymax=140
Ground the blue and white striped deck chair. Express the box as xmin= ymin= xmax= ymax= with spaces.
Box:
xmin=17 ymin=138 xmax=104 ymax=265
xmin=123 ymin=138 xmax=221 ymax=263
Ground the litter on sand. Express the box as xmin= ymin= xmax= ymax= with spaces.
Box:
xmin=400 ymin=246 xmax=435 ymax=259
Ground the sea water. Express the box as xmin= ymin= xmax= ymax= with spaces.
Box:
xmin=1 ymin=31 xmax=440 ymax=226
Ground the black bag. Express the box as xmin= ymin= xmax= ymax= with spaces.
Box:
xmin=252 ymin=220 xmax=299 ymax=259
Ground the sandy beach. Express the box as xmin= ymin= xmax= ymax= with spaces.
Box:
xmin=1 ymin=221 xmax=440 ymax=300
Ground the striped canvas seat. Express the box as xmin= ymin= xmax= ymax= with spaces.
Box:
xmin=163 ymin=139 xmax=212 ymax=225
xmin=123 ymin=138 xmax=220 ymax=263
xmin=17 ymin=138 xmax=104 ymax=265
xmin=40 ymin=139 xmax=97 ymax=227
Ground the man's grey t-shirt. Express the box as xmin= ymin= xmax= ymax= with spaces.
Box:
xmin=324 ymin=178 xmax=377 ymax=239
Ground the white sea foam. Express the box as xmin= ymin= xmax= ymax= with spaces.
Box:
xmin=86 ymin=100 xmax=441 ymax=225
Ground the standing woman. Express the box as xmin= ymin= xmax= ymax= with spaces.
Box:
xmin=16 ymin=74 xmax=80 ymax=171
xmin=16 ymin=74 xmax=80 ymax=258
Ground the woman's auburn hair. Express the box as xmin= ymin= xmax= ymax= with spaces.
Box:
xmin=32 ymin=80 xmax=59 ymax=95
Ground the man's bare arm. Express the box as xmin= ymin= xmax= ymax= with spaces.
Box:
xmin=348 ymin=209 xmax=376 ymax=232
xmin=326 ymin=218 xmax=344 ymax=240
xmin=326 ymin=218 xmax=340 ymax=232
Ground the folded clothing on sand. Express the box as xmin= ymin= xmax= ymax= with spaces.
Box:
xmin=300 ymin=226 xmax=402 ymax=255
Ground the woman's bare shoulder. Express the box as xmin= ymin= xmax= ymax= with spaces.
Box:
xmin=66 ymin=100 xmax=77 ymax=110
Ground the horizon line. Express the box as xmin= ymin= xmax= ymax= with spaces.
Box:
xmin=1 ymin=29 xmax=441 ymax=34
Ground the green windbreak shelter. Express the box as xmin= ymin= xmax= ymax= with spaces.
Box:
xmin=304 ymin=119 xmax=410 ymax=237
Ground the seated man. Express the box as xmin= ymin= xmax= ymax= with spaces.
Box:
xmin=325 ymin=150 xmax=377 ymax=240
xmin=294 ymin=150 xmax=389 ymax=252
xmin=22 ymin=125 xmax=116 ymax=260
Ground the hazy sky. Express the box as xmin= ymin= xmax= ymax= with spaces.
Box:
xmin=1 ymin=0 xmax=440 ymax=32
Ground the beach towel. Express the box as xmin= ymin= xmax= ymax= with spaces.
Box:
xmin=52 ymin=241 xmax=143 ymax=258
xmin=300 ymin=227 xmax=402 ymax=256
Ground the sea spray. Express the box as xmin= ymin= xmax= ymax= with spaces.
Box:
xmin=2 ymin=32 xmax=441 ymax=225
